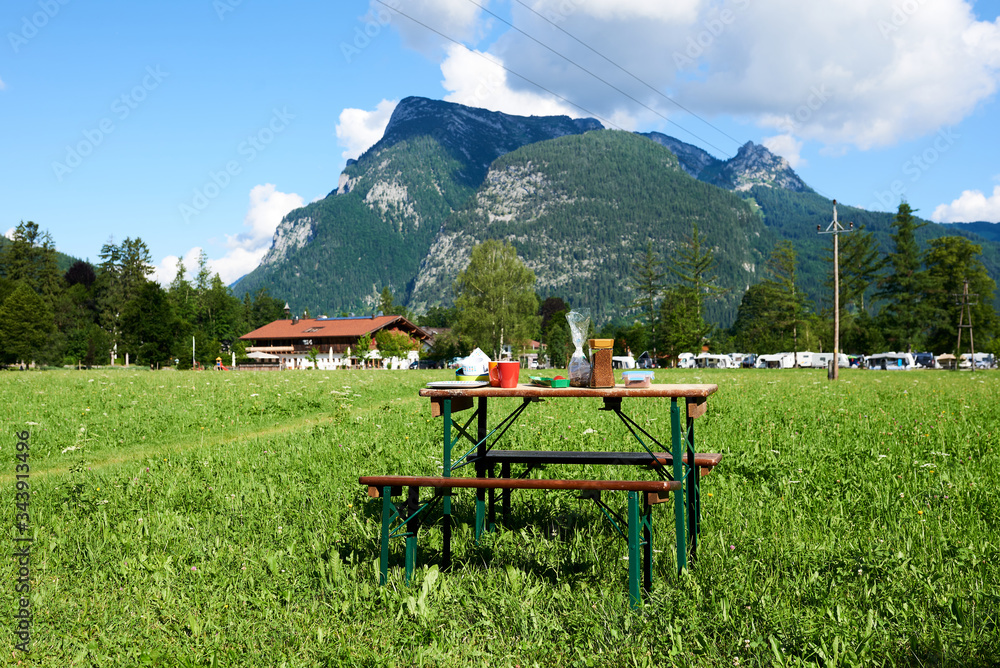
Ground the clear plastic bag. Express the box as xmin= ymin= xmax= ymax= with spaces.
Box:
xmin=566 ymin=309 xmax=592 ymax=387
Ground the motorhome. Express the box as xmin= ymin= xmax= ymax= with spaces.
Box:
xmin=676 ymin=352 xmax=696 ymax=369
xmin=866 ymin=352 xmax=915 ymax=370
xmin=694 ymin=353 xmax=736 ymax=369
xmin=755 ymin=353 xmax=795 ymax=369
xmin=612 ymin=355 xmax=636 ymax=369
xmin=959 ymin=352 xmax=994 ymax=369
xmin=811 ymin=352 xmax=850 ymax=368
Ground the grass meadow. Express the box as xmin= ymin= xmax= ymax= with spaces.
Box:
xmin=1 ymin=367 xmax=997 ymax=667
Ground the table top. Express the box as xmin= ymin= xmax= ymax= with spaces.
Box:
xmin=418 ymin=382 xmax=718 ymax=399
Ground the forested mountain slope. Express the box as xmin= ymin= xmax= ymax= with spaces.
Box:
xmin=232 ymin=97 xmax=601 ymax=313
xmin=409 ymin=130 xmax=773 ymax=324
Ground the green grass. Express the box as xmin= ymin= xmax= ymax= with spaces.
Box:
xmin=1 ymin=367 xmax=998 ymax=666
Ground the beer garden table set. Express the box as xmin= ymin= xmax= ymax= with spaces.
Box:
xmin=359 ymin=378 xmax=722 ymax=609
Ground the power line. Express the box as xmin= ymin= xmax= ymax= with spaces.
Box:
xmin=462 ymin=0 xmax=734 ymax=156
xmin=511 ymin=0 xmax=743 ymax=151
xmin=373 ymin=0 xmax=625 ymax=132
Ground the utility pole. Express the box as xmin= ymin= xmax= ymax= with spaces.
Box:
xmin=818 ymin=200 xmax=852 ymax=380
xmin=954 ymin=278 xmax=977 ymax=372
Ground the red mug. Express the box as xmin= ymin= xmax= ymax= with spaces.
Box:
xmin=488 ymin=361 xmax=501 ymax=387
xmin=498 ymin=361 xmax=520 ymax=388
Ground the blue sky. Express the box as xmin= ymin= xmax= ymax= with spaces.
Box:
xmin=2 ymin=0 xmax=1000 ymax=286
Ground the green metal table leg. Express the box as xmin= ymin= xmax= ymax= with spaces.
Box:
xmin=475 ymin=397 xmax=488 ymax=541
xmin=628 ymin=490 xmax=641 ymax=609
xmin=442 ymin=399 xmax=452 ymax=569
xmin=643 ymin=497 xmax=653 ymax=594
xmin=379 ymin=486 xmax=392 ymax=585
xmin=671 ymin=399 xmax=687 ymax=573
xmin=404 ymin=485 xmax=420 ymax=582
xmin=686 ymin=412 xmax=699 ymax=562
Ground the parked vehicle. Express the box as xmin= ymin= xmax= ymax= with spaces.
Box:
xmin=811 ymin=352 xmax=850 ymax=368
xmin=695 ymin=353 xmax=736 ymax=369
xmin=913 ymin=352 xmax=937 ymax=369
xmin=676 ymin=352 xmax=695 ymax=369
xmin=755 ymin=353 xmax=795 ymax=369
xmin=959 ymin=352 xmax=994 ymax=369
xmin=866 ymin=352 xmax=915 ymax=370
xmin=612 ymin=355 xmax=636 ymax=369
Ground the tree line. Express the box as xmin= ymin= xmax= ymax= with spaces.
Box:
xmin=419 ymin=203 xmax=998 ymax=367
xmin=610 ymin=202 xmax=998 ymax=361
xmin=0 ymin=222 xmax=286 ymax=368
xmin=5 ymin=204 xmax=996 ymax=370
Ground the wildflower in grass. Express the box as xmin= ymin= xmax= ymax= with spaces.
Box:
xmin=730 ymin=545 xmax=736 ymax=550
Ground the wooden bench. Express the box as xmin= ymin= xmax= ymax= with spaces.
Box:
xmin=473 ymin=450 xmax=723 ymax=476
xmin=359 ymin=475 xmax=682 ymax=608
xmin=469 ymin=451 xmax=723 ymax=534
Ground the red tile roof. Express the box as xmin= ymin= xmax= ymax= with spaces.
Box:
xmin=240 ymin=315 xmax=430 ymax=342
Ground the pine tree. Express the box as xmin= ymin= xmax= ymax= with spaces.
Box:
xmin=877 ymin=202 xmax=928 ymax=352
xmin=630 ymin=241 xmax=665 ymax=359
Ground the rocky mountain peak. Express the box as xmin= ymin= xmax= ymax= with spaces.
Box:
xmin=717 ymin=141 xmax=811 ymax=193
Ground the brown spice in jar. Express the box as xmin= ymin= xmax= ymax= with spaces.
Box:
xmin=589 ymin=348 xmax=614 ymax=388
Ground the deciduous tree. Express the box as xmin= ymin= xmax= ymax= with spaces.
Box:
xmin=454 ymin=240 xmax=539 ymax=360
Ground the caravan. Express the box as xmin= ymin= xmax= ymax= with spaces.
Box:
xmin=959 ymin=352 xmax=995 ymax=369
xmin=676 ymin=352 xmax=696 ymax=369
xmin=866 ymin=352 xmax=915 ymax=370
xmin=695 ymin=353 xmax=737 ymax=369
xmin=755 ymin=353 xmax=795 ymax=369
xmin=811 ymin=352 xmax=850 ymax=369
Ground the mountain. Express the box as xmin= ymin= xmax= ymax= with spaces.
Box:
xmin=641 ymin=133 xmax=812 ymax=193
xmin=233 ymin=97 xmax=602 ymax=312
xmin=235 ymin=96 xmax=1000 ymax=321
xmin=408 ymin=130 xmax=772 ymax=324
xmin=947 ymin=221 xmax=1000 ymax=244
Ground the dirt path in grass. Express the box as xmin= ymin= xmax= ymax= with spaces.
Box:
xmin=1 ymin=413 xmax=338 ymax=483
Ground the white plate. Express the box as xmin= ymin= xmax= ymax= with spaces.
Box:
xmin=425 ymin=380 xmax=490 ymax=388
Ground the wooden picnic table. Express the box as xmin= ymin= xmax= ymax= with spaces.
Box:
xmin=363 ymin=382 xmax=720 ymax=608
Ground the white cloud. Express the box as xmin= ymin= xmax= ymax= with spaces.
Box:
xmin=931 ymin=185 xmax=1000 ymax=222
xmin=762 ymin=134 xmax=805 ymax=168
xmin=394 ymin=0 xmax=1000 ymax=152
xmin=440 ymin=44 xmax=578 ymax=117
xmin=153 ymin=184 xmax=304 ymax=286
xmin=335 ymin=99 xmax=398 ymax=161
xmin=153 ymin=247 xmax=203 ymax=287
xmin=4 ymin=227 xmax=15 ymax=240
xmin=227 ymin=184 xmax=304 ymax=252
xmin=574 ymin=0 xmax=700 ymax=23
xmin=369 ymin=0 xmax=488 ymax=57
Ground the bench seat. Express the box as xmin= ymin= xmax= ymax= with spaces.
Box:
xmin=359 ymin=474 xmax=681 ymax=608
xmin=360 ymin=474 xmax=680 ymax=496
xmin=472 ymin=450 xmax=723 ymax=477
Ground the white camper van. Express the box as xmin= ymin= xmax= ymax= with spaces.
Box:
xmin=866 ymin=352 xmax=915 ymax=370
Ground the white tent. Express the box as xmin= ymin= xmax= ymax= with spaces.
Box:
xmin=246 ymin=351 xmax=280 ymax=360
